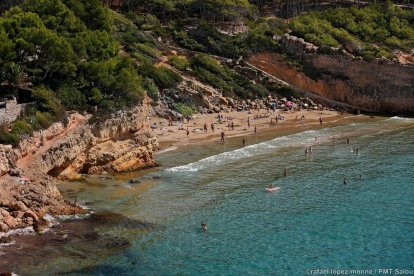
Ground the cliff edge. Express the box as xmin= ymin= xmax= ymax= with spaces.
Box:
xmin=0 ymin=97 xmax=158 ymax=233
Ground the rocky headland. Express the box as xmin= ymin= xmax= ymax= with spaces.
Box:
xmin=0 ymin=97 xmax=158 ymax=234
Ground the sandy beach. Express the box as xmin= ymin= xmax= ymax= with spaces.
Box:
xmin=148 ymin=108 xmax=352 ymax=150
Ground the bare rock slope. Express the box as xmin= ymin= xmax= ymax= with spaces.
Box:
xmin=0 ymin=98 xmax=158 ymax=233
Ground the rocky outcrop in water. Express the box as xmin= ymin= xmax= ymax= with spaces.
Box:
xmin=0 ymin=98 xmax=158 ymax=233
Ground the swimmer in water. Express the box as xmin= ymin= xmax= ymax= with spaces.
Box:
xmin=201 ymin=222 xmax=207 ymax=231
xmin=343 ymin=177 xmax=348 ymax=185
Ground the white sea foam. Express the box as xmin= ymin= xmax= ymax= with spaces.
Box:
xmin=0 ymin=227 xmax=34 ymax=239
xmin=58 ymin=213 xmax=92 ymax=220
xmin=389 ymin=116 xmax=413 ymax=121
xmin=166 ymin=129 xmax=325 ymax=173
xmin=156 ymin=146 xmax=178 ymax=154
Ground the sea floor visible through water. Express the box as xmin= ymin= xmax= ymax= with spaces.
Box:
xmin=1 ymin=116 xmax=414 ymax=275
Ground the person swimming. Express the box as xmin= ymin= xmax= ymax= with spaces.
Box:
xmin=201 ymin=222 xmax=207 ymax=231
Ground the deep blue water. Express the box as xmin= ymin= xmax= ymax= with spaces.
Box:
xmin=81 ymin=117 xmax=414 ymax=275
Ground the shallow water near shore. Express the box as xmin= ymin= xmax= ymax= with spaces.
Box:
xmin=2 ymin=116 xmax=414 ymax=275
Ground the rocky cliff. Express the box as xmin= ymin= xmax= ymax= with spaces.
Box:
xmin=0 ymin=98 xmax=158 ymax=233
xmin=247 ymin=35 xmax=414 ymax=115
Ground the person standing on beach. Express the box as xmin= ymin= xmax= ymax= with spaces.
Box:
xmin=204 ymin=123 xmax=208 ymax=133
xmin=319 ymin=117 xmax=323 ymax=125
xmin=221 ymin=131 xmax=225 ymax=143
xmin=254 ymin=126 xmax=257 ymax=135
xmin=347 ymin=138 xmax=350 ymax=144
xmin=301 ymin=115 xmax=304 ymax=126
xmin=243 ymin=137 xmax=246 ymax=147
xmin=186 ymin=128 xmax=189 ymax=137
xmin=247 ymin=117 xmax=250 ymax=128
xmin=211 ymin=123 xmax=215 ymax=132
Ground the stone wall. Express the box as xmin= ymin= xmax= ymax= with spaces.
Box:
xmin=0 ymin=99 xmax=22 ymax=125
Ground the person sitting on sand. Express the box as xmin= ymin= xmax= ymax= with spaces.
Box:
xmin=201 ymin=222 xmax=207 ymax=231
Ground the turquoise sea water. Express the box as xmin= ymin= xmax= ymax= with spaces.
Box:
xmin=5 ymin=116 xmax=414 ymax=275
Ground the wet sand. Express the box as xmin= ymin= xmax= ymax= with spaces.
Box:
xmin=148 ymin=108 xmax=354 ymax=151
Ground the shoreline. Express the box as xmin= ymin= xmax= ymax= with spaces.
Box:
xmin=0 ymin=111 xmax=388 ymax=273
xmin=151 ymin=108 xmax=366 ymax=154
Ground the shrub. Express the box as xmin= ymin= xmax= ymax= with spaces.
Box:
xmin=277 ymin=86 xmax=301 ymax=100
xmin=140 ymin=63 xmax=182 ymax=89
xmin=135 ymin=43 xmax=160 ymax=59
xmin=174 ymin=102 xmax=195 ymax=117
xmin=12 ymin=119 xmax=33 ymax=135
xmin=173 ymin=30 xmax=204 ymax=51
xmin=88 ymin=87 xmax=104 ymax=105
xmin=168 ymin=55 xmax=189 ymax=70
xmin=143 ymin=77 xmax=159 ymax=101
xmin=32 ymin=86 xmax=64 ymax=118
xmin=0 ymin=132 xmax=19 ymax=147
xmin=34 ymin=111 xmax=53 ymax=129
xmin=57 ymin=85 xmax=87 ymax=110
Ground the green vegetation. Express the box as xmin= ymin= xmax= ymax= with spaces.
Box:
xmin=191 ymin=54 xmax=268 ymax=99
xmin=168 ymin=55 xmax=190 ymax=70
xmin=139 ymin=63 xmax=182 ymax=89
xmin=290 ymin=3 xmax=414 ymax=59
xmin=1 ymin=0 xmax=412 ymax=147
xmin=0 ymin=0 xmax=168 ymax=146
xmin=174 ymin=102 xmax=196 ymax=117
xmin=0 ymin=0 xmax=147 ymax=119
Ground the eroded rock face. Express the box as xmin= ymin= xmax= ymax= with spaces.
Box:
xmin=40 ymin=104 xmax=159 ymax=180
xmin=0 ymin=145 xmax=18 ymax=176
xmin=247 ymin=52 xmax=414 ymax=115
xmin=0 ymin=99 xmax=158 ymax=233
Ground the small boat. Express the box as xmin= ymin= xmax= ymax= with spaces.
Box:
xmin=266 ymin=187 xmax=281 ymax=193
